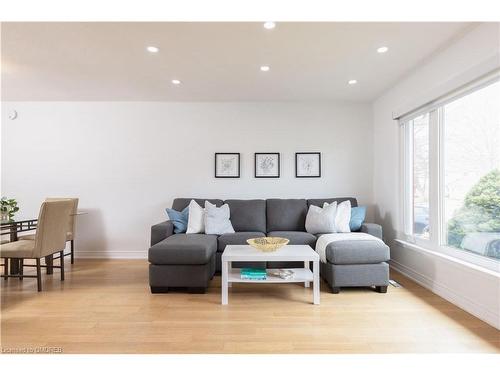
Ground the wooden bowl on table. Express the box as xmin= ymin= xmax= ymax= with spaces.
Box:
xmin=246 ymin=237 xmax=289 ymax=252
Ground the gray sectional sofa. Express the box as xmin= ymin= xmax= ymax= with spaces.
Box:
xmin=148 ymin=198 xmax=390 ymax=294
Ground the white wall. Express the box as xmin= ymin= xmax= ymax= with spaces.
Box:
xmin=1 ymin=101 xmax=373 ymax=258
xmin=372 ymin=23 xmax=500 ymax=328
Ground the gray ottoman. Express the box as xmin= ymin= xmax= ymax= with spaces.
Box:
xmin=320 ymin=235 xmax=390 ymax=293
xmin=148 ymin=233 xmax=217 ymax=293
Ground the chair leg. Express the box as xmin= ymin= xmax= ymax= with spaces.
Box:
xmin=19 ymin=259 xmax=24 ymax=280
xmin=3 ymin=258 xmax=8 ymax=280
xmin=36 ymin=258 xmax=42 ymax=292
xmin=70 ymin=240 xmax=74 ymax=264
xmin=60 ymin=251 xmax=65 ymax=281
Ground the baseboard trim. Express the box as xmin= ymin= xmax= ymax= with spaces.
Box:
xmin=76 ymin=251 xmax=147 ymax=259
xmin=390 ymin=259 xmax=500 ymax=330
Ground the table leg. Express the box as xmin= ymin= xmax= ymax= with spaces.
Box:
xmin=8 ymin=228 xmax=20 ymax=275
xmin=228 ymin=261 xmax=232 ymax=288
xmin=45 ymin=255 xmax=54 ymax=275
xmin=313 ymin=260 xmax=320 ymax=305
xmin=9 ymin=226 xmax=18 ymax=242
xmin=304 ymin=260 xmax=310 ymax=288
xmin=222 ymin=260 xmax=228 ymax=305
xmin=9 ymin=259 xmax=20 ymax=275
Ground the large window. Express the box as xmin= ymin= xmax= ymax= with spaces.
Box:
xmin=412 ymin=114 xmax=430 ymax=239
xmin=443 ymin=81 xmax=500 ymax=259
xmin=402 ymin=76 xmax=500 ymax=270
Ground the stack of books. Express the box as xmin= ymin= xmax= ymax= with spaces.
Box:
xmin=240 ymin=268 xmax=267 ymax=280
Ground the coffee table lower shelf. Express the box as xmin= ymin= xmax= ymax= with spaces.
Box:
xmin=221 ymin=245 xmax=320 ymax=305
xmin=228 ymin=268 xmax=313 ymax=283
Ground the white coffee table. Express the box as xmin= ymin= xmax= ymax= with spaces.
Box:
xmin=221 ymin=245 xmax=320 ymax=305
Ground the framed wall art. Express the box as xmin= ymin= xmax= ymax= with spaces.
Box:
xmin=215 ymin=153 xmax=240 ymax=178
xmin=254 ymin=153 xmax=280 ymax=178
xmin=295 ymin=152 xmax=321 ymax=178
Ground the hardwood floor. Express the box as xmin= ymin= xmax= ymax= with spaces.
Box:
xmin=1 ymin=259 xmax=499 ymax=354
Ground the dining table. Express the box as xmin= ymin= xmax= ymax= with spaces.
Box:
xmin=1 ymin=212 xmax=86 ymax=275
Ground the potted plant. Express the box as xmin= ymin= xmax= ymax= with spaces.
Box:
xmin=1 ymin=197 xmax=19 ymax=221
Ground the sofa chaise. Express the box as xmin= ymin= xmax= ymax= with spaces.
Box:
xmin=148 ymin=198 xmax=390 ymax=294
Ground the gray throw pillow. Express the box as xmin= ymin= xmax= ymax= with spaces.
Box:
xmin=204 ymin=201 xmax=235 ymax=235
xmin=305 ymin=202 xmax=337 ymax=234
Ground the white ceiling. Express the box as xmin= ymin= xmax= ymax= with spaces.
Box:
xmin=1 ymin=22 xmax=474 ymax=102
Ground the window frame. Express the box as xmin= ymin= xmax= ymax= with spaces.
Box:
xmin=401 ymin=72 xmax=500 ymax=273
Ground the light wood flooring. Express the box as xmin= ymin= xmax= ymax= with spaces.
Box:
xmin=1 ymin=259 xmax=499 ymax=354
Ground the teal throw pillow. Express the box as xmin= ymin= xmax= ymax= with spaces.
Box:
xmin=166 ymin=206 xmax=189 ymax=233
xmin=349 ymin=206 xmax=366 ymax=231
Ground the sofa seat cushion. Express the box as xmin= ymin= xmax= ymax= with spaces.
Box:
xmin=325 ymin=238 xmax=390 ymax=265
xmin=218 ymin=232 xmax=266 ymax=252
xmin=148 ymin=234 xmax=217 ymax=265
xmin=267 ymin=231 xmax=317 ymax=247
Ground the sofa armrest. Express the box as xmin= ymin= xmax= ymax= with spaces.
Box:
xmin=151 ymin=220 xmax=174 ymax=246
xmin=360 ymin=223 xmax=383 ymax=240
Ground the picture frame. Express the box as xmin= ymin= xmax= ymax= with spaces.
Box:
xmin=215 ymin=153 xmax=240 ymax=178
xmin=295 ymin=152 xmax=321 ymax=178
xmin=254 ymin=153 xmax=280 ymax=178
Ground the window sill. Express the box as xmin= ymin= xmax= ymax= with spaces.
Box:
xmin=394 ymin=239 xmax=500 ymax=278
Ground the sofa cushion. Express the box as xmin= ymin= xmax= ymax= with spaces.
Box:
xmin=204 ymin=201 xmax=235 ymax=235
xmin=350 ymin=206 xmax=367 ymax=231
xmin=266 ymin=199 xmax=308 ymax=231
xmin=225 ymin=199 xmax=266 ymax=232
xmin=305 ymin=202 xmax=337 ymax=234
xmin=172 ymin=198 xmax=223 ymax=211
xmin=186 ymin=200 xmax=206 ymax=234
xmin=166 ymin=206 xmax=189 ymax=234
xmin=148 ymin=234 xmax=217 ymax=265
xmin=218 ymin=232 xmax=266 ymax=252
xmin=333 ymin=200 xmax=352 ymax=233
xmin=307 ymin=197 xmax=358 ymax=208
xmin=267 ymin=231 xmax=317 ymax=247
xmin=325 ymin=239 xmax=390 ymax=265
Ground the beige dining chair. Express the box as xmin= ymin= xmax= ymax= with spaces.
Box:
xmin=20 ymin=197 xmax=79 ymax=264
xmin=0 ymin=200 xmax=73 ymax=291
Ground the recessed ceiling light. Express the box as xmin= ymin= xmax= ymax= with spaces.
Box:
xmin=146 ymin=46 xmax=159 ymax=53
xmin=348 ymin=79 xmax=357 ymax=85
xmin=260 ymin=65 xmax=270 ymax=72
xmin=263 ymin=22 xmax=276 ymax=30
xmin=377 ymin=46 xmax=389 ymax=53
xmin=171 ymin=79 xmax=181 ymax=85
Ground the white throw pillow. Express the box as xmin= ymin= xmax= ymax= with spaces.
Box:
xmin=332 ymin=200 xmax=352 ymax=233
xmin=204 ymin=201 xmax=235 ymax=235
xmin=186 ymin=200 xmax=206 ymax=234
xmin=305 ymin=202 xmax=337 ymax=234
